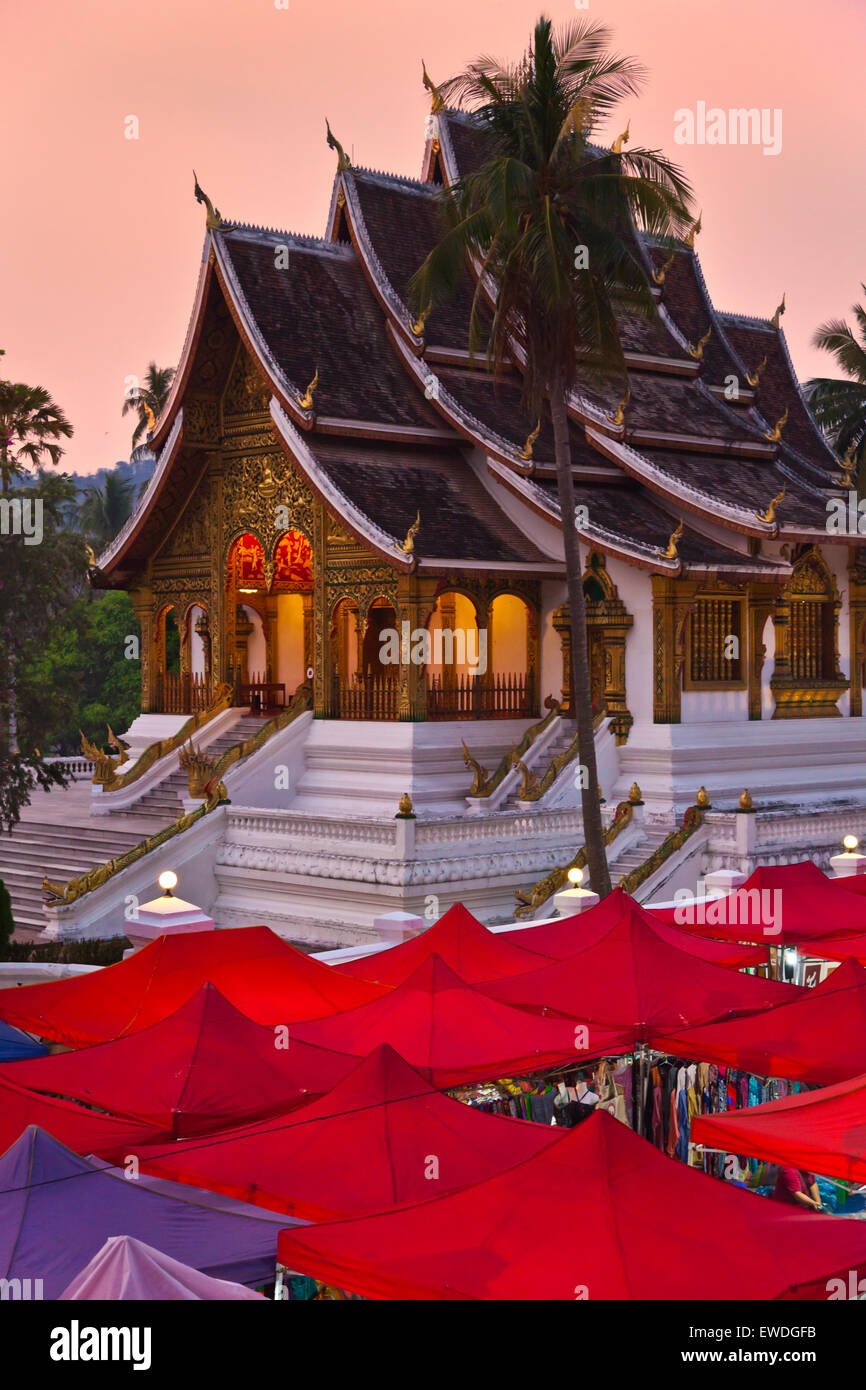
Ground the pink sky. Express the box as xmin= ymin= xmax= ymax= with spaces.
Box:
xmin=3 ymin=0 xmax=864 ymax=476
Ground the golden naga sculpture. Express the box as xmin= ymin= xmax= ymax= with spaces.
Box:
xmin=684 ymin=212 xmax=702 ymax=249
xmin=755 ymin=482 xmax=786 ymax=525
xmin=839 ymin=444 xmax=858 ymax=489
xmin=651 ymin=247 xmax=676 ymax=286
xmin=297 ymin=368 xmax=318 ymax=411
xmin=80 ymin=730 xmax=122 ymax=786
xmin=325 ymin=119 xmax=351 ymax=171
xmin=422 ymin=60 xmax=445 ymax=113
xmin=516 ymin=759 xmax=541 ymax=801
xmin=178 ymin=739 xmax=219 ymax=799
xmin=696 ymin=786 xmax=711 ymax=808
xmin=461 ymin=740 xmax=489 ymax=797
xmin=519 ymin=419 xmax=541 ymax=461
xmin=193 ymin=171 xmax=228 ymax=231
xmin=105 ymin=724 xmax=129 ymax=765
xmin=771 ymin=293 xmax=786 ymax=329
xmin=611 ymin=120 xmax=630 ymax=154
xmin=688 ymin=326 xmax=712 ymax=361
xmin=745 ymin=354 xmax=767 ymax=388
xmin=608 ymin=386 xmax=630 ymax=428
xmin=398 ymin=509 xmax=420 ymax=555
xmin=764 ymin=406 xmax=789 ymax=443
xmin=661 ymin=519 xmax=683 ymax=560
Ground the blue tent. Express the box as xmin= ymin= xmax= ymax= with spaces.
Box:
xmin=0 ymin=1127 xmax=298 ymax=1297
xmin=0 ymin=1019 xmax=47 ymax=1062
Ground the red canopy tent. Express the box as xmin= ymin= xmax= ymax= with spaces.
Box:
xmin=335 ymin=902 xmax=550 ymax=986
xmin=692 ymin=1072 xmax=866 ymax=1186
xmin=0 ymin=1071 xmax=160 ymax=1160
xmin=276 ymin=1109 xmax=866 ymax=1300
xmin=502 ymin=887 xmax=766 ymax=969
xmin=651 ymin=958 xmax=866 ymax=1086
xmin=134 ymin=1044 xmax=564 ymax=1223
xmin=648 ymin=861 xmax=866 ymax=944
xmin=291 ymin=955 xmax=631 ymax=1087
xmin=481 ymin=893 xmax=796 ymax=1036
xmin=795 ymin=934 xmax=866 ymax=966
xmin=0 ymin=926 xmax=384 ymax=1047
xmin=0 ymin=983 xmax=355 ymax=1137
xmin=839 ymin=873 xmax=866 ymax=896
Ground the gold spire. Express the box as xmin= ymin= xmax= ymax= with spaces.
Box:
xmin=325 ymin=119 xmax=351 ymax=171
xmin=398 ymin=510 xmax=420 ymax=554
xmin=771 ymin=293 xmax=786 ymax=329
xmin=139 ymin=398 xmax=156 ymax=433
xmin=738 ymin=788 xmax=753 ymax=811
xmin=193 ymin=171 xmax=227 ymax=230
xmin=627 ymin=781 xmax=642 ymax=804
xmin=684 ymin=212 xmax=702 ymax=249
xmin=519 ymin=420 xmax=541 ymax=460
xmin=688 ymin=326 xmax=712 ymax=361
xmin=651 ymin=247 xmax=676 ymax=286
xmin=611 ymin=120 xmax=630 ymax=155
xmin=755 ymin=482 xmax=786 ymax=525
xmin=764 ymin=406 xmax=789 ymax=443
xmin=745 ymin=354 xmax=767 ymax=388
xmin=422 ymin=60 xmax=445 ymax=113
xmin=297 ymin=368 xmax=318 ymax=412
xmin=662 ymin=519 xmax=683 ymax=560
xmin=696 ymin=786 xmax=711 ymax=808
xmin=608 ymin=385 xmax=630 ymax=428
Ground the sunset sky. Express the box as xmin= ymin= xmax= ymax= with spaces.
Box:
xmin=3 ymin=0 xmax=864 ymax=476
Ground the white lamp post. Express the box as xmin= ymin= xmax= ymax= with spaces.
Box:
xmin=124 ymin=870 xmax=215 ymax=951
xmin=553 ymin=866 xmax=600 ymax=918
xmin=829 ymin=834 xmax=866 ymax=878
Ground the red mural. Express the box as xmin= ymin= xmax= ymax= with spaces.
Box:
xmin=227 ymin=531 xmax=313 ymax=591
xmin=227 ymin=533 xmax=265 ymax=590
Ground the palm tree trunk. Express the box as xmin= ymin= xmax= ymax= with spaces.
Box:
xmin=549 ymin=371 xmax=612 ymax=897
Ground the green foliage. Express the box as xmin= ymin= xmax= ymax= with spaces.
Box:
xmin=122 ymin=362 xmax=175 ymax=450
xmin=0 ymin=379 xmax=73 ymax=492
xmin=77 ymin=472 xmax=136 ymax=552
xmin=0 ymin=935 xmax=129 ymax=965
xmin=804 ymin=288 xmax=866 ymax=479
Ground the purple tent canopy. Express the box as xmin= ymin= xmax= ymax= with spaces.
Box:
xmin=60 ymin=1236 xmax=266 ymax=1301
xmin=0 ymin=1127 xmax=297 ymax=1298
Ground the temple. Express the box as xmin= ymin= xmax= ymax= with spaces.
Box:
xmin=12 ymin=102 xmax=866 ymax=945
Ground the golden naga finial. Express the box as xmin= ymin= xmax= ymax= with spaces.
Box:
xmin=519 ymin=419 xmax=541 ymax=461
xmin=764 ymin=406 xmax=789 ymax=443
xmin=193 ymin=171 xmax=227 ymax=230
xmin=688 ymin=326 xmax=712 ymax=361
xmin=84 ymin=543 xmax=97 ymax=568
xmin=422 ymin=60 xmax=445 ymax=113
xmin=661 ymin=519 xmax=683 ymax=560
xmin=611 ymin=120 xmax=630 ymax=155
xmin=297 ymin=367 xmax=318 ymax=411
xmin=139 ymin=398 xmax=156 ymax=433
xmin=839 ymin=443 xmax=858 ymax=488
xmin=608 ymin=386 xmax=630 ymax=428
xmin=755 ymin=482 xmax=786 ymax=525
xmin=684 ymin=211 xmax=702 ymax=249
xmin=745 ymin=354 xmax=767 ymax=388
xmin=651 ymin=247 xmax=676 ymax=286
xmin=398 ymin=510 xmax=420 ymax=554
xmin=410 ymin=305 xmax=430 ymax=338
xmin=106 ymin=724 xmax=129 ymax=764
xmin=771 ymin=293 xmax=786 ymax=329
xmin=325 ymin=119 xmax=351 ymax=171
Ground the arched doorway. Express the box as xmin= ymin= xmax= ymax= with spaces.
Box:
xmin=488 ymin=593 xmax=535 ymax=717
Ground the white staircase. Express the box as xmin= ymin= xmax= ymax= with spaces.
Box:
xmin=119 ymin=716 xmax=267 ymax=825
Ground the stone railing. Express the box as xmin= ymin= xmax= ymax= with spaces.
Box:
xmin=618 ymin=804 xmax=705 ymax=896
xmin=513 ymin=799 xmax=635 ymax=918
xmin=462 ymin=700 xmax=562 ymax=801
xmin=44 ymin=756 xmax=93 ymax=780
xmin=196 ymin=683 xmax=313 ymax=798
xmin=98 ymin=683 xmax=233 ymax=794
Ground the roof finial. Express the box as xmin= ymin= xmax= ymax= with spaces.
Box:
xmin=771 ymin=293 xmax=786 ymax=329
xmin=745 ymin=354 xmax=767 ymax=388
xmin=193 ymin=170 xmax=228 ymax=230
xmin=410 ymin=305 xmax=430 ymax=338
xmin=297 ymin=367 xmax=318 ymax=411
xmin=764 ymin=406 xmax=789 ymax=444
xmin=519 ymin=420 xmax=541 ymax=461
xmin=398 ymin=510 xmax=420 ymax=555
xmin=688 ymin=326 xmax=712 ymax=361
xmin=608 ymin=385 xmax=630 ymax=428
xmin=611 ymin=119 xmax=630 ymax=155
xmin=139 ymin=398 xmax=156 ymax=433
xmin=661 ymin=519 xmax=683 ymax=560
xmin=652 ymin=247 xmax=676 ymax=286
xmin=839 ymin=443 xmax=857 ymax=488
xmin=326 ymin=119 xmax=351 ymax=171
xmin=755 ymin=482 xmax=786 ymax=525
xmin=684 ymin=211 xmax=702 ymax=249
xmin=422 ymin=60 xmax=445 ymax=113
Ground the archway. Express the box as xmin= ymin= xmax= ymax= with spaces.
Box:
xmin=489 ymin=593 xmax=534 ymax=717
xmin=273 ymin=529 xmax=313 ymax=701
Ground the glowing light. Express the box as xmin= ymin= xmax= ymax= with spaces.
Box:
xmin=158 ymin=870 xmax=178 ymax=893
xmin=239 ymin=587 xmax=259 ymax=594
xmin=843 ymin=835 xmax=859 ymax=851
xmin=567 ymin=867 xmax=584 ymax=886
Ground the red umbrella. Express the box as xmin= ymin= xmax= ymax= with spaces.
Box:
xmin=134 ymin=1044 xmax=564 ymax=1223
xmin=335 ymin=902 xmax=550 ymax=986
xmin=0 ymin=926 xmax=384 ymax=1047
xmin=276 ymin=1109 xmax=866 ymax=1300
xmin=482 ymin=893 xmax=797 ymax=1037
xmin=503 ymin=887 xmax=766 ymax=969
xmin=692 ymin=1071 xmax=866 ymax=1186
xmin=292 ymin=955 xmax=630 ymax=1087
xmin=651 ymin=959 xmax=866 ymax=1086
xmin=0 ymin=983 xmax=355 ymax=1137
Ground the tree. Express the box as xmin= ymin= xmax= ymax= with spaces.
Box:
xmin=78 ymin=470 xmax=136 ymax=551
xmin=804 ymin=290 xmax=866 ymax=482
xmin=122 ymin=361 xmax=175 ymax=452
xmin=0 ymin=379 xmax=73 ymax=492
xmin=410 ymin=17 xmax=691 ymax=895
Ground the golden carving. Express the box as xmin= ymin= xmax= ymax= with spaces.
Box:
xmin=755 ymin=483 xmax=785 ymax=525
xmin=696 ymin=785 xmax=711 ymax=808
xmin=515 ymin=801 xmax=633 ymax=916
xmin=688 ymin=326 xmax=712 ymax=360
xmin=611 ymin=120 xmax=630 ymax=154
xmin=397 ymin=792 xmax=414 ymax=816
xmin=771 ymin=293 xmax=786 ymax=329
xmin=297 ymin=368 xmax=319 ymax=412
xmin=738 ymin=788 xmax=753 ymax=811
xmin=652 ymin=248 xmax=676 ymax=286
xmin=684 ymin=212 xmax=702 ymax=249
xmin=518 ymin=420 xmax=541 ymax=461
xmin=193 ymin=171 xmax=229 ymax=231
xmin=422 ymin=60 xmax=445 ymax=113
xmin=745 ymin=355 xmax=767 ymax=388
xmin=461 ymin=740 xmax=489 ymax=796
xmin=178 ymin=739 xmax=219 ymax=799
xmin=398 ymin=510 xmax=420 ymax=554
xmin=608 ymin=386 xmax=630 ymax=428
xmin=661 ymin=519 xmax=683 ymax=560
xmin=628 ymin=782 xmax=642 ymax=804
xmin=325 ymin=120 xmax=351 ymax=171
xmin=764 ymin=407 xmax=789 ymax=443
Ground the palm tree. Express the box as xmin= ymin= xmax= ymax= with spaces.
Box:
xmin=804 ymin=291 xmax=866 ymax=479
xmin=410 ymin=16 xmax=692 ymax=895
xmin=78 ymin=471 xmax=136 ymax=551
xmin=122 ymin=361 xmax=176 ymax=451
xmin=0 ymin=379 xmax=73 ymax=492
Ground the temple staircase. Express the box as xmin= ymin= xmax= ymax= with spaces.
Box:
xmin=117 ymin=715 xmax=267 ymax=825
xmin=0 ymin=821 xmax=147 ymax=940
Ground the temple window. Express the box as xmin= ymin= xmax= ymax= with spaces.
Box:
xmin=686 ymin=596 xmax=744 ymax=686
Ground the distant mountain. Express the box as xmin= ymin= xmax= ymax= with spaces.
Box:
xmin=70 ymin=454 xmax=156 ymax=495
